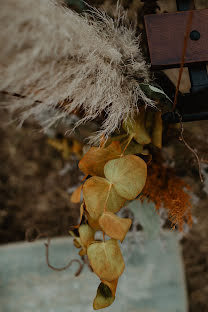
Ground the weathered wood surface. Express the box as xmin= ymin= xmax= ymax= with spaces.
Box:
xmin=145 ymin=9 xmax=208 ymax=68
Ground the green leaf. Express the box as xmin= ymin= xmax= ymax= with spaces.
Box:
xmin=65 ymin=0 xmax=87 ymax=12
xmin=139 ymin=83 xmax=173 ymax=103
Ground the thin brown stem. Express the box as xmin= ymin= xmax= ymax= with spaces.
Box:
xmin=44 ymin=237 xmax=84 ymax=276
xmin=26 ymin=228 xmax=84 ymax=277
xmin=121 ymin=134 xmax=134 ymax=156
xmin=25 ymin=227 xmax=46 ymax=242
xmin=104 ymin=183 xmax=112 ymax=213
xmin=177 ymin=114 xmax=203 ymax=182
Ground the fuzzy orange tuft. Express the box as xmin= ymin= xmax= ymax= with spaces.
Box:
xmin=141 ymin=161 xmax=192 ymax=231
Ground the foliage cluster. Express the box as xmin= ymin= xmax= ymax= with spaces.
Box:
xmin=69 ymin=108 xmax=176 ymax=309
xmin=47 ymin=105 xmax=193 ymax=309
xmin=72 ymin=144 xmax=147 ymax=309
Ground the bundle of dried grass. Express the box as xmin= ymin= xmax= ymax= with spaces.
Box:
xmin=0 ymin=0 xmax=154 ymax=142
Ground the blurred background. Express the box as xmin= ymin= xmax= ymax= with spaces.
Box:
xmin=0 ymin=1 xmax=208 ymax=311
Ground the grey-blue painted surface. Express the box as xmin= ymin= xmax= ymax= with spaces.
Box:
xmin=0 ymin=232 xmax=188 ymax=312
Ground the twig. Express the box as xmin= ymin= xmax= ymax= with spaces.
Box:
xmin=25 ymin=227 xmax=84 ymax=277
xmin=171 ymin=4 xmax=203 ymax=182
xmin=121 ymin=134 xmax=134 ymax=156
xmin=44 ymin=237 xmax=84 ymax=276
xmin=177 ymin=114 xmax=204 ymax=182
xmin=25 ymin=227 xmax=46 ymax=242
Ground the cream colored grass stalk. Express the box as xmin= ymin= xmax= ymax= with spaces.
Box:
xmin=0 ymin=0 xmax=155 ymax=142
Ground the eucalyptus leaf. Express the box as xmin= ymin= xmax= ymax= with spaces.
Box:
xmin=87 ymin=239 xmax=125 ymax=281
xmin=104 ymin=155 xmax=147 ymax=200
xmin=99 ymin=211 xmax=132 ymax=242
xmin=93 ymin=282 xmax=115 ymax=310
xmin=123 ymin=111 xmax=151 ymax=145
xmin=78 ymin=224 xmax=95 ymax=248
xmin=70 ymin=185 xmax=82 ymax=203
xmin=139 ymin=83 xmax=173 ymax=104
xmin=83 ymin=176 xmax=126 ymax=220
xmin=79 ymin=141 xmax=122 ymax=177
xmin=87 ymin=212 xmax=102 ymax=231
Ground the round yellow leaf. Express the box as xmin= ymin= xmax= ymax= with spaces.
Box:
xmin=104 ymin=155 xmax=147 ymax=200
xmin=87 ymin=239 xmax=125 ymax=282
xmin=83 ymin=176 xmax=126 ymax=220
xmin=99 ymin=212 xmax=132 ymax=242
xmin=78 ymin=224 xmax=95 ymax=248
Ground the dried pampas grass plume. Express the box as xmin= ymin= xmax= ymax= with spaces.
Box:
xmin=0 ymin=0 xmax=154 ymax=142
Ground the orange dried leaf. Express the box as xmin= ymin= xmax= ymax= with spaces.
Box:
xmin=71 ymin=203 xmax=84 ymax=229
xmin=79 ymin=247 xmax=87 ymax=256
xmin=71 ymin=140 xmax=83 ymax=156
xmin=87 ymin=239 xmax=125 ymax=282
xmin=70 ymin=185 xmax=82 ymax=203
xmin=83 ymin=176 xmax=126 ymax=220
xmin=99 ymin=212 xmax=132 ymax=242
xmin=87 ymin=212 xmax=102 ymax=231
xmin=104 ymin=155 xmax=147 ymax=200
xmin=79 ymin=141 xmax=122 ymax=177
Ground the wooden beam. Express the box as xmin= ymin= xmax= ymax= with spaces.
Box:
xmin=145 ymin=9 xmax=208 ymax=68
